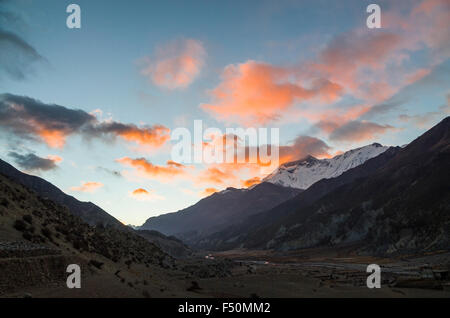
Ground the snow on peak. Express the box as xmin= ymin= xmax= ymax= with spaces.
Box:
xmin=264 ymin=143 xmax=389 ymax=189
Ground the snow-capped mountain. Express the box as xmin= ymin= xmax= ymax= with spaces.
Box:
xmin=264 ymin=143 xmax=389 ymax=189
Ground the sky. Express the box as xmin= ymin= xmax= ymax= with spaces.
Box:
xmin=0 ymin=0 xmax=449 ymax=225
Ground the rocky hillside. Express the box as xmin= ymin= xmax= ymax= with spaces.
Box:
xmin=136 ymin=229 xmax=192 ymax=258
xmin=0 ymin=159 xmax=123 ymax=228
xmin=0 ymin=172 xmax=174 ymax=295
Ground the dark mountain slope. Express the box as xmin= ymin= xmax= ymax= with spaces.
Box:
xmin=195 ymin=146 xmax=402 ymax=250
xmin=0 ymin=158 xmax=123 ymax=228
xmin=140 ymin=182 xmax=301 ymax=241
xmin=238 ymin=116 xmax=450 ymax=255
xmin=136 ymin=229 xmax=192 ymax=258
xmin=0 ymin=172 xmax=170 ymax=265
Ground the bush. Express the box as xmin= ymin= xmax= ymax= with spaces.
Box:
xmin=22 ymin=214 xmax=33 ymax=224
xmin=13 ymin=219 xmax=27 ymax=232
xmin=1 ymin=198 xmax=9 ymax=207
xmin=186 ymin=281 xmax=201 ymax=292
xmin=22 ymin=232 xmax=33 ymax=241
xmin=41 ymin=227 xmax=52 ymax=239
xmin=55 ymin=225 xmax=69 ymax=235
xmin=32 ymin=209 xmax=42 ymax=217
xmin=89 ymin=259 xmax=104 ymax=269
xmin=142 ymin=290 xmax=151 ymax=298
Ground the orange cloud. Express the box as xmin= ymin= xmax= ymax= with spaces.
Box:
xmin=190 ymin=133 xmax=332 ymax=190
xmin=201 ymin=61 xmax=343 ymax=126
xmin=46 ymin=155 xmax=63 ymax=163
xmin=130 ymin=188 xmax=164 ymax=201
xmin=201 ymin=187 xmax=218 ymax=197
xmin=90 ymin=122 xmax=171 ymax=149
xmin=115 ymin=124 xmax=170 ymax=147
xmin=141 ymin=38 xmax=206 ymax=89
xmin=70 ymin=181 xmax=103 ymax=193
xmin=167 ymin=160 xmax=185 ymax=168
xmin=194 ymin=158 xmax=274 ymax=191
xmin=201 ymin=0 xmax=448 ymax=139
xmin=116 ymin=157 xmax=187 ymax=181
xmin=132 ymin=188 xmax=149 ymax=195
xmin=405 ymin=68 xmax=432 ymax=85
xmin=0 ymin=94 xmax=170 ymax=150
xmin=241 ymin=177 xmax=261 ymax=188
xmin=37 ymin=128 xmax=68 ymax=148
xmin=197 ymin=166 xmax=236 ymax=186
xmin=312 ymin=31 xmax=402 ymax=97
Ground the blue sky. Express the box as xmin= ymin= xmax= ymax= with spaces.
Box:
xmin=1 ymin=0 xmax=449 ymax=225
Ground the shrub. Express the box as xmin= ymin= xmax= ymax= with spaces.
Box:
xmin=142 ymin=290 xmax=151 ymax=298
xmin=89 ymin=259 xmax=104 ymax=269
xmin=13 ymin=219 xmax=27 ymax=232
xmin=22 ymin=232 xmax=33 ymax=241
xmin=55 ymin=225 xmax=69 ymax=235
xmin=186 ymin=281 xmax=201 ymax=292
xmin=41 ymin=227 xmax=52 ymax=239
xmin=22 ymin=214 xmax=33 ymax=224
xmin=1 ymin=198 xmax=9 ymax=207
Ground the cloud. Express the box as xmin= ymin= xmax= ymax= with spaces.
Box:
xmin=201 ymin=61 xmax=343 ymax=126
xmin=310 ymin=31 xmax=402 ymax=101
xmin=186 ymin=133 xmax=331 ymax=190
xmin=197 ymin=166 xmax=237 ymax=186
xmin=194 ymin=158 xmax=273 ymax=190
xmin=405 ymin=68 xmax=432 ymax=85
xmin=360 ymin=100 xmax=406 ymax=120
xmin=200 ymin=0 xmax=449 ymax=140
xmin=0 ymin=30 xmax=45 ymax=80
xmin=0 ymin=93 xmax=170 ymax=149
xmin=279 ymin=136 xmax=331 ymax=163
xmin=132 ymin=188 xmax=149 ymax=195
xmin=86 ymin=122 xmax=170 ymax=148
xmin=70 ymin=181 xmax=103 ymax=193
xmin=129 ymin=188 xmax=164 ymax=201
xmin=398 ymin=97 xmax=450 ymax=128
xmin=8 ymin=151 xmax=61 ymax=172
xmin=116 ymin=157 xmax=187 ymax=181
xmin=241 ymin=177 xmax=261 ymax=188
xmin=0 ymin=3 xmax=46 ymax=80
xmin=201 ymin=187 xmax=218 ymax=197
xmin=0 ymin=94 xmax=95 ymax=148
xmin=329 ymin=121 xmax=397 ymax=143
xmin=141 ymin=38 xmax=206 ymax=89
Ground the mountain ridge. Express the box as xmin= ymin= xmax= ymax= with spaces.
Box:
xmin=140 ymin=143 xmax=394 ymax=245
xmin=195 ymin=145 xmax=402 ymax=250
xmin=0 ymin=158 xmax=123 ymax=228
xmin=264 ymin=143 xmax=389 ymax=189
xmin=140 ymin=182 xmax=302 ymax=241
xmin=205 ymin=117 xmax=450 ymax=255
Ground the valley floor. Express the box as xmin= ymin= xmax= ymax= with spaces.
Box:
xmin=1 ymin=243 xmax=449 ymax=298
